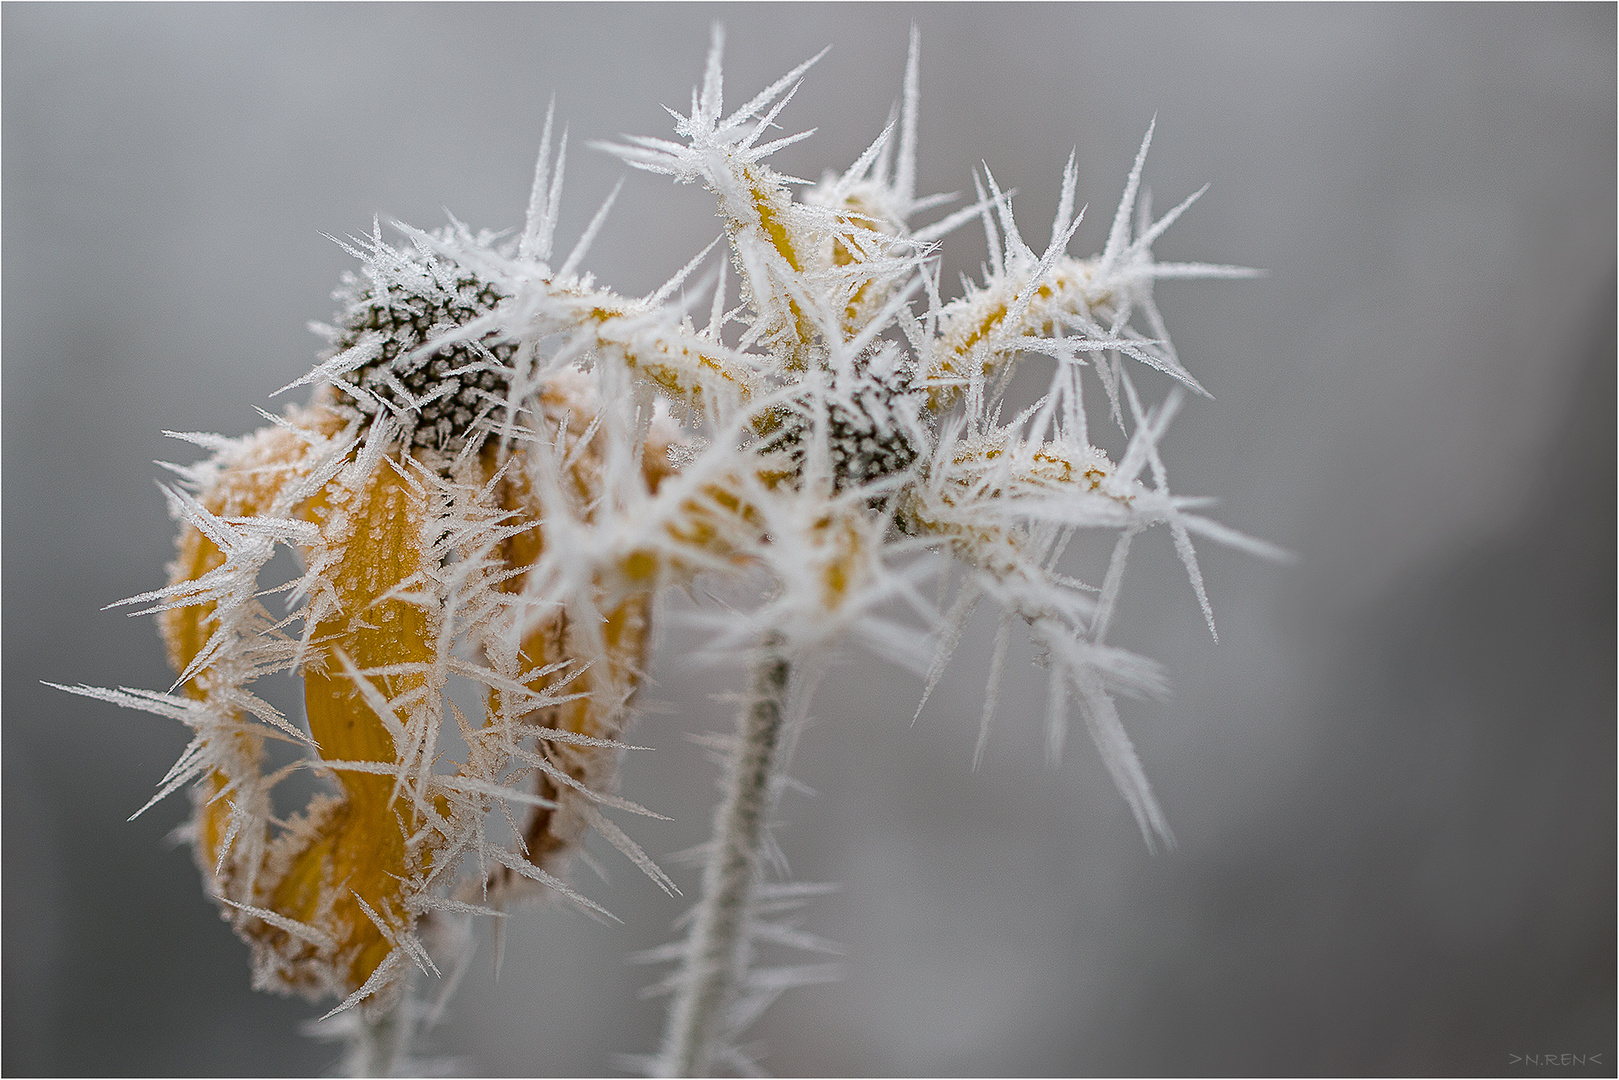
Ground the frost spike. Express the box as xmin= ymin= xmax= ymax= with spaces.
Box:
xmin=520 ymin=96 xmax=559 ymax=262
xmin=1102 ymin=115 xmax=1155 ymax=272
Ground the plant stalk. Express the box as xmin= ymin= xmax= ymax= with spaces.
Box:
xmin=351 ymin=986 xmax=411 ymax=1078
xmin=660 ymin=634 xmax=792 ymax=1077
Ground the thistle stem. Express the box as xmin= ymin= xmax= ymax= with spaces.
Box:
xmin=661 ymin=634 xmax=792 ymax=1077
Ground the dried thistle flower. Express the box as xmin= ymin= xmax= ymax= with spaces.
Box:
xmin=65 ymin=23 xmax=1280 ymax=1075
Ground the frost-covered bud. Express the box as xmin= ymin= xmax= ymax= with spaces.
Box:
xmin=328 ymin=244 xmax=517 ymax=454
xmin=759 ymin=346 xmax=925 ymax=495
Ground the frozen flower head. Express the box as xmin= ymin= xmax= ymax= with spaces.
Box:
xmin=67 ymin=23 xmax=1280 ymax=1074
xmin=65 ymin=190 xmax=701 ymax=1021
xmin=321 ymin=229 xmax=518 ymax=456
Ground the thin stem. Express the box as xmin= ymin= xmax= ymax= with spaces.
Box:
xmin=660 ymin=634 xmax=792 ymax=1077
xmin=349 ymin=986 xmax=412 ymax=1078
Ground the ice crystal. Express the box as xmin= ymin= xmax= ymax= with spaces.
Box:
xmin=67 ymin=22 xmax=1278 ymax=1076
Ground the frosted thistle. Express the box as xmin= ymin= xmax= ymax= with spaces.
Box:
xmin=65 ymin=23 xmax=1281 ymax=1077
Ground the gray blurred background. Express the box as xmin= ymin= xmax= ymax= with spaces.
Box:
xmin=5 ymin=4 xmax=1613 ymax=1075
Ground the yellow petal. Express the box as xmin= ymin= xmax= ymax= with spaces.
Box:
xmin=272 ymin=455 xmax=436 ymax=992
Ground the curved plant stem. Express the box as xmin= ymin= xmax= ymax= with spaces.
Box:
xmin=660 ymin=634 xmax=792 ymax=1077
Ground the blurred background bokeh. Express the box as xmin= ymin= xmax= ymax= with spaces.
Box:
xmin=5 ymin=4 xmax=1613 ymax=1075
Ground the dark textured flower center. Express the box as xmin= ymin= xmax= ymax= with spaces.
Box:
xmin=331 ymin=260 xmax=517 ymax=454
xmin=760 ymin=359 xmax=923 ymax=495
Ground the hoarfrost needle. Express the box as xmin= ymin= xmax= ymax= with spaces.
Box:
xmin=64 ymin=24 xmax=1280 ymax=1076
